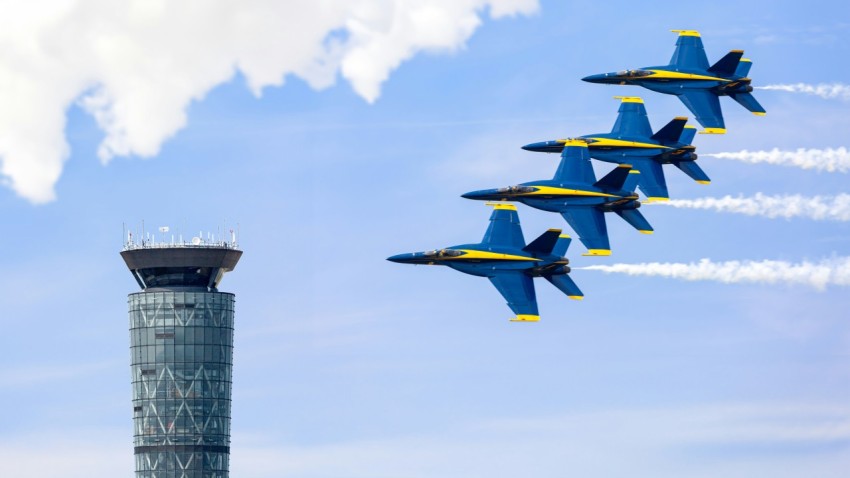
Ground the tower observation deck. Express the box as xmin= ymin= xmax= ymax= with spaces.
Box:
xmin=121 ymin=234 xmax=242 ymax=478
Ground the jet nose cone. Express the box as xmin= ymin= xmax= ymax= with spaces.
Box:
xmin=461 ymin=188 xmax=499 ymax=200
xmin=387 ymin=252 xmax=416 ymax=263
xmin=522 ymin=140 xmax=560 ymax=153
xmin=582 ymin=73 xmax=611 ymax=83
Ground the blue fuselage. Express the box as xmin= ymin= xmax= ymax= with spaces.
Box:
xmin=461 ymin=180 xmax=639 ymax=213
xmin=387 ymin=244 xmax=568 ymax=278
xmin=583 ymin=66 xmax=753 ymax=97
xmin=523 ymin=135 xmax=697 ymax=165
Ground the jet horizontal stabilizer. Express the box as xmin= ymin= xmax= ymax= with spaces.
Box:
xmin=673 ymin=160 xmax=711 ymax=183
xmin=615 ymin=209 xmax=653 ymax=234
xmin=545 ymin=274 xmax=584 ymax=300
xmin=729 ymin=92 xmax=766 ymax=115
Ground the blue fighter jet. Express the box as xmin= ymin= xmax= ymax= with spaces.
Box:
xmin=387 ymin=203 xmax=583 ymax=322
xmin=461 ymin=139 xmax=652 ymax=256
xmin=522 ymin=96 xmax=706 ymax=202
xmin=582 ymin=30 xmax=765 ymax=134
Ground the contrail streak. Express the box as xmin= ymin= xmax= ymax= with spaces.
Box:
xmin=704 ymin=147 xmax=850 ymax=173
xmin=578 ymin=257 xmax=850 ymax=290
xmin=646 ymin=193 xmax=850 ymax=221
xmin=755 ymin=83 xmax=850 ymax=101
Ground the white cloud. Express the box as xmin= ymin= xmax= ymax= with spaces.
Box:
xmin=0 ymin=0 xmax=539 ymax=203
xmin=756 ymin=83 xmax=850 ymax=101
xmin=704 ymin=147 xmax=850 ymax=173
xmin=646 ymin=193 xmax=850 ymax=221
xmin=578 ymin=256 xmax=850 ymax=291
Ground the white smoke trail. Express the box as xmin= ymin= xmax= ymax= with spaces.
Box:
xmin=704 ymin=147 xmax=850 ymax=173
xmin=755 ymin=83 xmax=850 ymax=101
xmin=646 ymin=193 xmax=850 ymax=221
xmin=579 ymin=257 xmax=850 ymax=291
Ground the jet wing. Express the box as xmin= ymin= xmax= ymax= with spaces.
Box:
xmin=610 ymin=98 xmax=653 ymax=138
xmin=553 ymin=141 xmax=596 ymax=183
xmin=488 ymin=271 xmax=539 ymax=319
xmin=560 ymin=207 xmax=611 ymax=254
xmin=629 ymin=158 xmax=669 ymax=200
xmin=669 ymin=31 xmax=709 ymax=70
xmin=676 ymin=90 xmax=725 ymax=131
xmin=481 ymin=204 xmax=525 ymax=249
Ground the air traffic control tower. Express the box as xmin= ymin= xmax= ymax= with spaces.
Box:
xmin=121 ymin=233 xmax=242 ymax=478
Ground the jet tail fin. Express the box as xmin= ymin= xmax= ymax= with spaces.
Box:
xmin=708 ymin=50 xmax=744 ymax=77
xmin=651 ymin=117 xmax=688 ymax=144
xmin=593 ymin=164 xmax=632 ymax=191
xmin=679 ymin=125 xmax=697 ymax=145
xmin=615 ymin=209 xmax=653 ymax=234
xmin=673 ymin=160 xmax=711 ymax=184
xmin=545 ymin=274 xmax=584 ymax=300
xmin=551 ymin=234 xmax=573 ymax=258
xmin=729 ymin=92 xmax=766 ymax=115
xmin=623 ymin=169 xmax=641 ymax=193
xmin=735 ymin=58 xmax=752 ymax=77
xmin=523 ymin=229 xmax=562 ymax=255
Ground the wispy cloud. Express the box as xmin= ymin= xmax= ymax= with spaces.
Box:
xmin=755 ymin=83 xmax=850 ymax=101
xmin=704 ymin=147 xmax=850 ymax=173
xmin=0 ymin=360 xmax=120 ymax=389
xmin=646 ymin=193 xmax=850 ymax=221
xmin=578 ymin=257 xmax=850 ymax=291
xmin=5 ymin=402 xmax=848 ymax=478
xmin=0 ymin=0 xmax=539 ymax=204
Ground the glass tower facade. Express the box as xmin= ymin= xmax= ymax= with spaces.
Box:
xmin=122 ymin=243 xmax=242 ymax=478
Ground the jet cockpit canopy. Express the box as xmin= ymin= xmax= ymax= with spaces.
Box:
xmin=497 ymin=185 xmax=536 ymax=194
xmin=617 ymin=69 xmax=652 ymax=77
xmin=424 ymin=249 xmax=464 ymax=258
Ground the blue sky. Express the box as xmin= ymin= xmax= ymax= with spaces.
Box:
xmin=1 ymin=1 xmax=849 ymax=476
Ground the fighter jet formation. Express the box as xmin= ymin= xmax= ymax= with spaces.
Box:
xmin=389 ymin=30 xmax=765 ymax=321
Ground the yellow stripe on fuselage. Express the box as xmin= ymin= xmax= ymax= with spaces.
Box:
xmin=563 ymin=138 xmax=589 ymax=147
xmin=447 ymin=249 xmax=540 ymax=262
xmin=644 ymin=70 xmax=729 ymax=82
xmin=520 ymin=186 xmax=620 ymax=198
xmin=586 ymin=137 xmax=670 ymax=150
